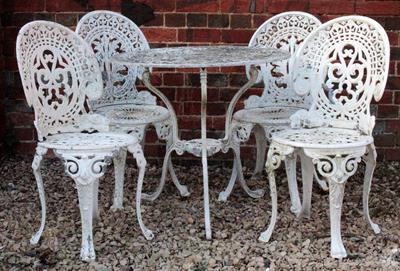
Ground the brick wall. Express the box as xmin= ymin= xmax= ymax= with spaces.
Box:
xmin=1 ymin=0 xmax=400 ymax=161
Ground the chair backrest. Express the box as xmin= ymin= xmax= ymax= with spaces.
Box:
xmin=16 ymin=21 xmax=103 ymax=141
xmin=292 ymin=16 xmax=390 ymax=133
xmin=245 ymin=12 xmax=321 ymax=109
xmin=76 ymin=10 xmax=153 ymax=110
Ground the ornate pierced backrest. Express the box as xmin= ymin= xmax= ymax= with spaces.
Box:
xmin=76 ymin=11 xmax=154 ymax=110
xmin=245 ymin=12 xmax=321 ymax=109
xmin=292 ymin=16 xmax=390 ymax=134
xmin=16 ymin=21 xmax=103 ymax=141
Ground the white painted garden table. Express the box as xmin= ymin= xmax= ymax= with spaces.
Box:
xmin=112 ymin=46 xmax=290 ymax=239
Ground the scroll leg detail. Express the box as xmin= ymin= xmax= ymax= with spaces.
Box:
xmin=142 ymin=148 xmax=173 ymax=201
xmin=363 ymin=144 xmax=380 ymax=234
xmin=76 ymin=180 xmax=96 ymax=262
xmin=313 ymin=169 xmax=329 ymax=191
xmin=92 ymin=179 xmax=100 ymax=222
xmin=233 ymin=145 xmax=265 ymax=199
xmin=218 ymin=159 xmax=237 ymax=202
xmin=129 ymin=145 xmax=154 ymax=240
xmin=168 ymin=153 xmax=190 ymax=197
xmin=30 ymin=146 xmax=48 ymax=245
xmin=252 ymin=126 xmax=267 ymax=179
xmin=111 ymin=148 xmax=127 ymax=210
xmin=284 ymin=153 xmax=301 ymax=215
xmin=259 ymin=170 xmax=278 ymax=243
xmin=328 ymin=178 xmax=347 ymax=258
xmin=299 ymin=153 xmax=314 ymax=219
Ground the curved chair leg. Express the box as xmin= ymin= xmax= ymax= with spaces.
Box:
xmin=299 ymin=152 xmax=314 ymax=218
xmin=92 ymin=179 xmax=100 ymax=222
xmin=233 ymin=144 xmax=265 ymax=198
xmin=218 ymin=160 xmax=237 ymax=202
xmin=284 ymin=153 xmax=301 ymax=215
xmin=142 ymin=147 xmax=174 ymax=201
xmin=252 ymin=125 xmax=267 ymax=179
xmin=30 ymin=146 xmax=48 ymax=245
xmin=363 ymin=144 xmax=381 ymax=234
xmin=128 ymin=144 xmax=154 ymax=240
xmin=75 ymin=179 xmax=97 ymax=261
xmin=167 ymin=137 xmax=190 ymax=197
xmin=111 ymin=148 xmax=127 ymax=210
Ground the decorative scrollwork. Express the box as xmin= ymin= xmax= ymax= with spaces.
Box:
xmin=76 ymin=11 xmax=155 ymax=109
xmin=244 ymin=12 xmax=320 ymax=110
xmin=16 ymin=21 xmax=103 ymax=140
xmin=155 ymin=119 xmax=172 ymax=141
xmin=266 ymin=142 xmax=294 ymax=173
xmin=292 ymin=16 xmax=390 ymax=135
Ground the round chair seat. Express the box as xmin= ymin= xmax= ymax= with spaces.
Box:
xmin=272 ymin=127 xmax=373 ymax=149
xmin=233 ymin=106 xmax=303 ymax=125
xmin=100 ymin=104 xmax=170 ymax=125
xmin=39 ymin=132 xmax=138 ymax=150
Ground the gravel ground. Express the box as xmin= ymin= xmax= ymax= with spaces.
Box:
xmin=0 ymin=155 xmax=399 ymax=270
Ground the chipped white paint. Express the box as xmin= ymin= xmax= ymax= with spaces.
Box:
xmin=260 ymin=16 xmax=390 ymax=258
xmin=17 ymin=21 xmax=150 ymax=261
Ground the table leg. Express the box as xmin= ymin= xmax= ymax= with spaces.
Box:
xmin=200 ymin=67 xmax=212 ymax=239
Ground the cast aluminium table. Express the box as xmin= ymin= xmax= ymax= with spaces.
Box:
xmin=112 ymin=46 xmax=290 ymax=239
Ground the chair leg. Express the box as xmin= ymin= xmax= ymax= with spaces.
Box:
xmin=313 ymin=169 xmax=329 ymax=191
xmin=285 ymin=153 xmax=301 ymax=215
xmin=252 ymin=125 xmax=267 ymax=179
xmin=299 ymin=152 xmax=314 ymax=218
xmin=233 ymin=144 xmax=265 ymax=199
xmin=218 ymin=160 xmax=237 ymax=202
xmin=167 ymin=138 xmax=190 ymax=197
xmin=128 ymin=144 xmax=154 ymax=240
xmin=258 ymin=169 xmax=278 ymax=242
xmin=142 ymin=147 xmax=173 ymax=201
xmin=75 ymin=179 xmax=97 ymax=261
xmin=30 ymin=146 xmax=48 ymax=245
xmin=111 ymin=148 xmax=127 ymax=210
xmin=92 ymin=179 xmax=100 ymax=222
xmin=363 ymin=144 xmax=381 ymax=234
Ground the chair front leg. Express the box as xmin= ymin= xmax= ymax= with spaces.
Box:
xmin=362 ymin=143 xmax=380 ymax=234
xmin=30 ymin=146 xmax=48 ymax=245
xmin=259 ymin=142 xmax=294 ymax=243
xmin=111 ymin=148 xmax=127 ymax=210
xmin=285 ymin=152 xmax=301 ymax=215
xmin=299 ymin=151 xmax=314 ymax=218
xmin=128 ymin=143 xmax=154 ymax=240
xmin=310 ymin=151 xmax=363 ymax=258
xmin=253 ymin=125 xmax=267 ymax=178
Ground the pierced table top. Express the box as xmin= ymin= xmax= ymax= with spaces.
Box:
xmin=112 ymin=46 xmax=290 ymax=68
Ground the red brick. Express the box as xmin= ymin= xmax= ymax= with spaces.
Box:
xmin=356 ymin=1 xmax=400 ymax=16
xmin=187 ymin=13 xmax=207 ymax=27
xmin=267 ymin=0 xmax=309 ymax=13
xmin=142 ymin=27 xmax=177 ymax=42
xmin=138 ymin=0 xmax=175 ymax=12
xmin=176 ymin=0 xmax=218 ymax=12
xmin=163 ymin=73 xmax=184 ymax=86
xmin=221 ymin=0 xmax=251 ymax=13
xmin=176 ymin=87 xmax=219 ymax=102
xmin=231 ymin=15 xmax=252 ymax=29
xmin=4 ymin=0 xmax=45 ymax=12
xmin=386 ymin=148 xmax=400 ymax=161
xmin=55 ymin=13 xmax=78 ymax=27
xmin=7 ymin=113 xmax=34 ymax=127
xmin=178 ymin=115 xmax=200 ymax=129
xmin=253 ymin=15 xmax=271 ymax=28
xmin=46 ymin=0 xmax=86 ymax=12
xmin=208 ymin=14 xmax=229 ymax=28
xmin=165 ymin=13 xmax=185 ymax=27
xmin=178 ymin=29 xmax=221 ymax=43
xmin=387 ymin=76 xmax=400 ymax=90
xmin=15 ymin=127 xmax=34 ymax=141
xmin=221 ymin=29 xmax=254 ymax=44
xmin=388 ymin=32 xmax=399 ymax=46
xmin=378 ymin=105 xmax=399 ymax=118
xmin=144 ymin=13 xmax=164 ymax=27
xmin=14 ymin=142 xmax=36 ymax=154
xmin=387 ymin=119 xmax=400 ymax=133
xmin=310 ymin=1 xmax=354 ymax=15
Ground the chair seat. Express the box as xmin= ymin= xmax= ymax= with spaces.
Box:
xmin=233 ymin=106 xmax=303 ymax=125
xmin=272 ymin=127 xmax=373 ymax=149
xmin=100 ymin=104 xmax=170 ymax=126
xmin=39 ymin=132 xmax=138 ymax=150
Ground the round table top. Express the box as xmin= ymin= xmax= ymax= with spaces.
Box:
xmin=112 ymin=45 xmax=290 ymax=68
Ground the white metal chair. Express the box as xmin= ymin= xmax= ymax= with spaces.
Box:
xmin=260 ymin=16 xmax=390 ymax=258
xmin=76 ymin=10 xmax=189 ymax=207
xmin=16 ymin=21 xmax=152 ymax=261
xmin=220 ymin=12 xmax=323 ymax=212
